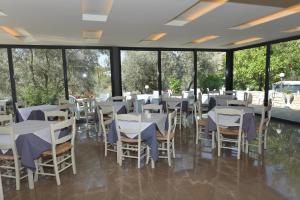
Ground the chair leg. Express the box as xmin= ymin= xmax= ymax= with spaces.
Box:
xmin=172 ymin=139 xmax=176 ymax=158
xmin=264 ymin=130 xmax=268 ymax=150
xmin=34 ymin=160 xmax=39 ymax=182
xmin=14 ymin=159 xmax=20 ymax=190
xmin=237 ymin=137 xmax=241 ymax=160
xmin=117 ymin=142 xmax=122 ymax=166
xmin=71 ymin=148 xmax=77 ymax=174
xmin=212 ymin=131 xmax=215 ymax=149
xmin=195 ymin=125 xmax=199 ymax=144
xmin=137 ymin=145 xmax=141 ymax=169
xmin=53 ymin=156 xmax=61 ymax=186
xmin=217 ymin=133 xmax=221 ymax=157
xmin=104 ymin=140 xmax=108 ymax=157
xmin=258 ymin=133 xmax=262 ymax=154
xmin=146 ymin=146 xmax=150 ymax=164
xmin=167 ymin=142 xmax=171 ymax=167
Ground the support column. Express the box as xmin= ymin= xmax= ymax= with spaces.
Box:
xmin=193 ymin=50 xmax=197 ymax=100
xmin=110 ymin=47 xmax=122 ymax=96
xmin=264 ymin=44 xmax=271 ymax=106
xmin=225 ymin=50 xmax=234 ymax=91
xmin=158 ymin=50 xmax=162 ymax=95
xmin=7 ymin=48 xmax=17 ymax=117
xmin=62 ymin=48 xmax=69 ymax=100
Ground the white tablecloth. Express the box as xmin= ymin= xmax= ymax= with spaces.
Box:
xmin=18 ymin=105 xmax=59 ymax=121
xmin=113 ymin=102 xmax=127 ymax=113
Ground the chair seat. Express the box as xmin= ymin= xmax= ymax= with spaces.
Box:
xmin=121 ymin=136 xmax=139 ymax=143
xmin=0 ymin=154 xmax=14 ymax=160
xmin=198 ymin=118 xmax=208 ymax=126
xmin=219 ymin=127 xmax=239 ymax=136
xmin=156 ymin=131 xmax=174 ymax=141
xmin=42 ymin=142 xmax=72 ymax=156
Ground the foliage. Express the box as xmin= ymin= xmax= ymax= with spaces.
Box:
xmin=0 ymin=49 xmax=10 ymax=99
xmin=169 ymin=78 xmax=182 ymax=94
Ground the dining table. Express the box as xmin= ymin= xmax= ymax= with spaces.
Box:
xmin=17 ymin=104 xmax=59 ymax=121
xmin=206 ymin=106 xmax=256 ymax=141
xmin=0 ymin=120 xmax=65 ymax=190
xmin=108 ymin=113 xmax=168 ymax=162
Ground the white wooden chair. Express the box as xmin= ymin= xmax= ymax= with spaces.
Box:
xmin=115 ymin=114 xmax=147 ymax=168
xmin=44 ymin=110 xmax=68 ymax=122
xmin=126 ymin=98 xmax=135 ymax=113
xmin=0 ymin=114 xmax=27 ymax=190
xmin=142 ymin=104 xmax=163 ymax=114
xmin=83 ymin=98 xmax=97 ymax=126
xmin=149 ymin=111 xmax=177 ymax=166
xmin=97 ymin=105 xmax=116 ymax=157
xmin=15 ymin=101 xmax=26 ymax=109
xmin=247 ymin=104 xmax=272 ymax=154
xmin=215 ymin=108 xmax=244 ymax=159
xmin=224 ymin=90 xmax=237 ymax=97
xmin=194 ymin=101 xmax=215 ymax=147
xmin=34 ymin=117 xmax=76 ymax=185
xmin=227 ymin=100 xmax=248 ymax=107
xmin=163 ymin=97 xmax=183 ymax=129
xmin=0 ymin=101 xmax=6 ymax=115
xmin=59 ymin=104 xmax=76 ymax=119
xmin=111 ymin=96 xmax=126 ymax=102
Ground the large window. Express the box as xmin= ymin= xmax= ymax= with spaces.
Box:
xmin=13 ymin=49 xmax=65 ymax=106
xmin=197 ymin=52 xmax=226 ymax=93
xmin=161 ymin=51 xmax=193 ymax=94
xmin=270 ymin=39 xmax=300 ymax=112
xmin=0 ymin=49 xmax=12 ymax=113
xmin=66 ymin=49 xmax=111 ymax=99
xmin=121 ymin=51 xmax=158 ymax=94
xmin=233 ymin=46 xmax=266 ymax=105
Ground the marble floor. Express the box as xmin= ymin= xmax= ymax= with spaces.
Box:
xmin=2 ymin=118 xmax=300 ymax=200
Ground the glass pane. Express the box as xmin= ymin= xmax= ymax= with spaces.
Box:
xmin=0 ymin=49 xmax=13 ymax=114
xmin=233 ymin=46 xmax=266 ymax=104
xmin=197 ymin=52 xmax=226 ymax=93
xmin=66 ymin=49 xmax=111 ymax=100
xmin=161 ymin=51 xmax=193 ymax=95
xmin=13 ymin=49 xmax=65 ymax=106
xmin=270 ymin=39 xmax=300 ymax=121
xmin=121 ymin=51 xmax=158 ymax=94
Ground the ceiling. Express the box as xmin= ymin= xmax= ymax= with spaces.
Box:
xmin=0 ymin=0 xmax=299 ymax=49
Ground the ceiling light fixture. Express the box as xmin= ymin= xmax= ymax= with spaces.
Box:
xmin=191 ymin=35 xmax=219 ymax=44
xmin=166 ymin=0 xmax=228 ymax=26
xmin=0 ymin=11 xmax=7 ymax=16
xmin=231 ymin=3 xmax=300 ymax=30
xmin=82 ymin=30 xmax=103 ymax=40
xmin=81 ymin=0 xmax=113 ymax=22
xmin=0 ymin=26 xmax=23 ymax=38
xmin=142 ymin=32 xmax=167 ymax=42
xmin=230 ymin=37 xmax=263 ymax=46
xmin=283 ymin=26 xmax=300 ymax=33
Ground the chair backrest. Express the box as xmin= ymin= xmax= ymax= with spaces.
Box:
xmin=193 ymin=101 xmax=203 ymax=121
xmin=97 ymin=105 xmax=114 ymax=136
xmin=167 ymin=110 xmax=177 ymax=140
xmin=142 ymin=104 xmax=163 ymax=114
xmin=115 ymin=114 xmax=142 ymax=142
xmin=163 ymin=97 xmax=183 ymax=110
xmin=0 ymin=115 xmax=15 ymax=151
xmin=0 ymin=101 xmax=6 ymax=115
xmin=215 ymin=108 xmax=244 ymax=135
xmin=227 ymin=100 xmax=248 ymax=107
xmin=49 ymin=117 xmax=76 ymax=149
xmin=258 ymin=103 xmax=272 ymax=133
xmin=111 ymin=96 xmax=126 ymax=102
xmin=224 ymin=90 xmax=237 ymax=97
xmin=59 ymin=103 xmax=76 ymax=118
xmin=44 ymin=111 xmax=68 ymax=121
xmin=135 ymin=99 xmax=144 ymax=113
xmin=59 ymin=99 xmax=69 ymax=105
xmin=83 ymin=98 xmax=96 ymax=113
xmin=15 ymin=101 xmax=26 ymax=109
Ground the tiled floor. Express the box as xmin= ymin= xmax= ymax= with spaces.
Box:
xmin=2 ymin=118 xmax=300 ymax=200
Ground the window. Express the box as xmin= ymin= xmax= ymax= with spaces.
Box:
xmin=121 ymin=51 xmax=158 ymax=94
xmin=0 ymin=49 xmax=12 ymax=113
xmin=13 ymin=49 xmax=65 ymax=106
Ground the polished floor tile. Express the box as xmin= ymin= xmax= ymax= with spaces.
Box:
xmin=2 ymin=118 xmax=300 ymax=200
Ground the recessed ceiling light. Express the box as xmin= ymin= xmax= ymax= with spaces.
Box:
xmin=142 ymin=32 xmax=167 ymax=42
xmin=229 ymin=37 xmax=263 ymax=46
xmin=81 ymin=0 xmax=113 ymax=22
xmin=0 ymin=26 xmax=23 ymax=38
xmin=231 ymin=3 xmax=300 ymax=30
xmin=0 ymin=11 xmax=7 ymax=16
xmin=82 ymin=14 xmax=108 ymax=22
xmin=191 ymin=35 xmax=219 ymax=44
xmin=82 ymin=30 xmax=102 ymax=40
xmin=166 ymin=0 xmax=228 ymax=26
xmin=283 ymin=26 xmax=300 ymax=33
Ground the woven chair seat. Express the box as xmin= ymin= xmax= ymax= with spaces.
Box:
xmin=0 ymin=154 xmax=14 ymax=160
xmin=219 ymin=127 xmax=239 ymax=136
xmin=198 ymin=118 xmax=208 ymax=126
xmin=156 ymin=131 xmax=174 ymax=141
xmin=121 ymin=136 xmax=139 ymax=143
xmin=42 ymin=142 xmax=72 ymax=156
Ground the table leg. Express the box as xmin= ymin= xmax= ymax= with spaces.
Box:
xmin=27 ymin=169 xmax=34 ymax=190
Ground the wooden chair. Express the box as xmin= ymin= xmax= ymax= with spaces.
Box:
xmin=0 ymin=101 xmax=6 ymax=115
xmin=83 ymin=98 xmax=97 ymax=126
xmin=0 ymin=114 xmax=27 ymax=190
xmin=15 ymin=101 xmax=26 ymax=109
xmin=44 ymin=110 xmax=68 ymax=121
xmin=227 ymin=100 xmax=248 ymax=107
xmin=247 ymin=104 xmax=272 ymax=154
xmin=59 ymin=103 xmax=76 ymax=119
xmin=34 ymin=117 xmax=76 ymax=185
xmin=163 ymin=97 xmax=183 ymax=129
xmin=142 ymin=104 xmax=163 ymax=114
xmin=215 ymin=108 xmax=244 ymax=159
xmin=111 ymin=96 xmax=126 ymax=102
xmin=150 ymin=111 xmax=177 ymax=166
xmin=224 ymin=90 xmax=237 ymax=97
xmin=115 ymin=114 xmax=147 ymax=168
xmin=97 ymin=105 xmax=116 ymax=157
xmin=194 ymin=101 xmax=214 ymax=147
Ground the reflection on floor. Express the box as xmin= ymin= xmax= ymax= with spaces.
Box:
xmin=2 ymin=118 xmax=300 ymax=200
